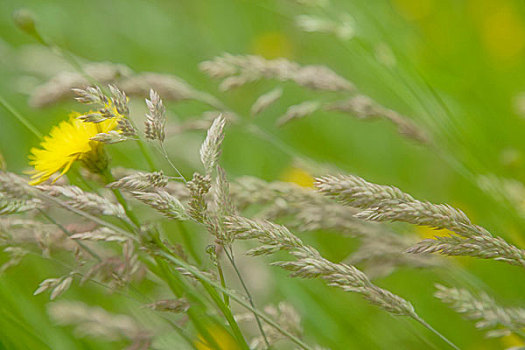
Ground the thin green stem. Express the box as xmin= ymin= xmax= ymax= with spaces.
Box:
xmin=200 ymin=279 xmax=250 ymax=350
xmin=159 ymin=142 xmax=187 ymax=183
xmin=411 ymin=313 xmax=460 ymax=350
xmin=149 ymin=257 xmax=222 ymax=350
xmin=34 ymin=185 xmax=307 ymax=349
xmin=158 ymin=250 xmax=313 ymax=350
xmin=100 ymin=168 xmax=141 ymax=229
xmin=224 ymin=246 xmax=270 ymax=348
xmin=0 ymin=95 xmax=43 ymax=138
xmin=147 ymin=227 xmax=248 ymax=349
xmin=216 ymin=256 xmax=230 ymax=307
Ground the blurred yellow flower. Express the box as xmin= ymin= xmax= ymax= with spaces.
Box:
xmin=415 ymin=226 xmax=453 ymax=240
xmin=28 ymin=113 xmax=118 ymax=185
xmin=501 ymin=333 xmax=525 ymax=348
xmin=280 ymin=166 xmax=314 ymax=187
xmin=469 ymin=0 xmax=525 ymax=64
xmin=391 ymin=0 xmax=435 ymax=21
xmin=482 ymin=3 xmax=525 ymax=63
xmin=252 ymin=31 xmax=293 ymax=59
xmin=415 ymin=225 xmax=471 ymax=266
xmin=195 ymin=325 xmax=241 ymax=350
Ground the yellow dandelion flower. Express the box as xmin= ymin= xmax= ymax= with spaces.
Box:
xmin=28 ymin=112 xmax=118 ymax=185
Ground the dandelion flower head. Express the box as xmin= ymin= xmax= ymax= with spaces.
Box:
xmin=28 ymin=112 xmax=118 ymax=185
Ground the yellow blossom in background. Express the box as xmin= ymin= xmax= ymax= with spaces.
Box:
xmin=481 ymin=3 xmax=525 ymax=63
xmin=415 ymin=225 xmax=472 ymax=266
xmin=469 ymin=0 xmax=525 ymax=64
xmin=28 ymin=113 xmax=118 ymax=185
xmin=391 ymin=0 xmax=435 ymax=21
xmin=251 ymin=31 xmax=293 ymax=59
xmin=195 ymin=325 xmax=241 ymax=350
xmin=280 ymin=166 xmax=314 ymax=187
xmin=415 ymin=225 xmax=449 ymax=240
xmin=501 ymin=333 xmax=525 ymax=348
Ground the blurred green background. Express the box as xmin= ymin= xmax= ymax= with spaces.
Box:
xmin=2 ymin=0 xmax=525 ymax=349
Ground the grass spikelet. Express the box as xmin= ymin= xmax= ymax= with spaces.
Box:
xmin=0 ymin=194 xmax=42 ymax=215
xmin=277 ymin=101 xmax=321 ymax=127
xmin=186 ymin=173 xmax=212 ymax=224
xmin=90 ymin=130 xmax=129 ymax=144
xmin=37 ymin=185 xmax=127 ymax=220
xmin=72 ymin=86 xmax=109 ymax=106
xmin=316 ymin=174 xmax=525 ymax=267
xmin=108 ymin=171 xmax=168 ymax=192
xmin=213 ymin=166 xmax=236 ymax=218
xmin=315 ymin=174 xmax=415 ymax=208
xmin=34 ymin=274 xmax=73 ymax=300
xmin=200 ymin=54 xmax=354 ymax=92
xmin=131 ymin=190 xmax=189 ymax=220
xmin=225 ymin=215 xmax=416 ymax=316
xmin=108 ymin=84 xmax=129 ymax=117
xmin=326 ymin=95 xmax=429 ymax=143
xmin=0 ymin=171 xmax=35 ymax=199
xmin=200 ymin=115 xmax=226 ymax=175
xmin=435 ymin=284 xmax=525 ymax=338
xmin=144 ymin=89 xmax=166 ymax=142
xmin=69 ymin=227 xmax=130 ymax=242
xmin=251 ymin=87 xmax=283 ymax=116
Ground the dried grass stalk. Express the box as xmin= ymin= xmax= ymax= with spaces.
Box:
xmin=251 ymin=87 xmax=283 ymax=116
xmin=37 ymin=185 xmax=127 ymax=220
xmin=225 ymin=216 xmax=416 ymax=317
xmin=435 ymin=284 xmax=525 ymax=338
xmin=30 ymin=63 xmax=132 ymax=108
xmin=200 ymin=54 xmax=354 ymax=92
xmin=316 ymin=174 xmax=525 ymax=267
xmin=326 ymin=95 xmax=429 ymax=143
xmin=277 ymin=101 xmax=321 ymax=127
